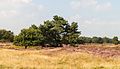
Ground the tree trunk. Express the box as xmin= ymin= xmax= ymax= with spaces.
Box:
xmin=25 ymin=46 xmax=27 ymax=49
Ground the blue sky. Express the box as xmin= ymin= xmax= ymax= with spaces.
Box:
xmin=0 ymin=0 xmax=120 ymax=38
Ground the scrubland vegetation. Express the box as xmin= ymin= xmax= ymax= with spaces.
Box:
xmin=0 ymin=15 xmax=119 ymax=48
xmin=0 ymin=44 xmax=120 ymax=69
xmin=0 ymin=15 xmax=120 ymax=69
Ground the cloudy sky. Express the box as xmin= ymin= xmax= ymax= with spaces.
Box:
xmin=0 ymin=0 xmax=120 ymax=38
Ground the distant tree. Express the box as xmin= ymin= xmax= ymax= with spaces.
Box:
xmin=78 ymin=37 xmax=92 ymax=44
xmin=98 ymin=37 xmax=103 ymax=44
xmin=84 ymin=37 xmax=92 ymax=43
xmin=91 ymin=37 xmax=103 ymax=44
xmin=112 ymin=36 xmax=119 ymax=45
xmin=103 ymin=37 xmax=112 ymax=43
xmin=0 ymin=29 xmax=14 ymax=42
xmin=92 ymin=37 xmax=99 ymax=43
xmin=78 ymin=36 xmax=118 ymax=44
xmin=78 ymin=37 xmax=86 ymax=44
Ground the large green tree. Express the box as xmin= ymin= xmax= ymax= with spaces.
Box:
xmin=14 ymin=15 xmax=81 ymax=48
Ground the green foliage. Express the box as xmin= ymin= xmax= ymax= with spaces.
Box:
xmin=91 ymin=37 xmax=103 ymax=44
xmin=0 ymin=29 xmax=14 ymax=42
xmin=14 ymin=25 xmax=44 ymax=46
xmin=13 ymin=15 xmax=120 ymax=47
xmin=103 ymin=37 xmax=112 ymax=43
xmin=78 ymin=36 xmax=116 ymax=44
xmin=78 ymin=37 xmax=92 ymax=44
xmin=14 ymin=15 xmax=81 ymax=47
xmin=62 ymin=22 xmax=80 ymax=46
xmin=112 ymin=36 xmax=119 ymax=45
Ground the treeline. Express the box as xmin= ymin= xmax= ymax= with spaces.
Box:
xmin=78 ymin=36 xmax=119 ymax=45
xmin=0 ymin=15 xmax=119 ymax=48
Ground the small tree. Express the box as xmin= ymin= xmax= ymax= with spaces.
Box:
xmin=112 ymin=36 xmax=119 ymax=45
xmin=14 ymin=25 xmax=44 ymax=49
xmin=0 ymin=29 xmax=14 ymax=42
xmin=92 ymin=37 xmax=99 ymax=43
xmin=91 ymin=37 xmax=103 ymax=44
xmin=67 ymin=22 xmax=80 ymax=46
xmin=78 ymin=37 xmax=92 ymax=44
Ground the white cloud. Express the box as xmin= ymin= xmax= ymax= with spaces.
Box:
xmin=0 ymin=0 xmax=32 ymax=4
xmin=68 ymin=14 xmax=97 ymax=24
xmin=0 ymin=0 xmax=46 ymax=34
xmin=68 ymin=15 xmax=94 ymax=28
xmin=70 ymin=0 xmax=97 ymax=10
xmin=14 ymin=0 xmax=32 ymax=4
xmin=70 ymin=0 xmax=112 ymax=12
xmin=96 ymin=2 xmax=112 ymax=11
xmin=84 ymin=18 xmax=98 ymax=24
xmin=70 ymin=1 xmax=81 ymax=10
xmin=68 ymin=14 xmax=82 ymax=23
xmin=70 ymin=0 xmax=97 ymax=9
xmin=0 ymin=10 xmax=18 ymax=18
xmin=0 ymin=0 xmax=45 ymax=18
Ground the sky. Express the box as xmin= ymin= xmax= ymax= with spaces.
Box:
xmin=0 ymin=0 xmax=120 ymax=38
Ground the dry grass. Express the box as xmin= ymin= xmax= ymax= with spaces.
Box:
xmin=0 ymin=49 xmax=120 ymax=69
xmin=0 ymin=45 xmax=120 ymax=69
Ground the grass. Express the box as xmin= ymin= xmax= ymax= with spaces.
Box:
xmin=0 ymin=46 xmax=119 ymax=69
xmin=0 ymin=43 xmax=120 ymax=69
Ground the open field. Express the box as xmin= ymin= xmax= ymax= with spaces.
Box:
xmin=0 ymin=43 xmax=120 ymax=69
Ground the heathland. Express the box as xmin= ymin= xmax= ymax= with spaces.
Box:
xmin=0 ymin=43 xmax=120 ymax=69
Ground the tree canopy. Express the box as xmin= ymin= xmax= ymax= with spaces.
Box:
xmin=0 ymin=15 xmax=119 ymax=49
xmin=6 ymin=15 xmax=119 ymax=49
xmin=13 ymin=15 xmax=81 ymax=48
xmin=0 ymin=29 xmax=14 ymax=42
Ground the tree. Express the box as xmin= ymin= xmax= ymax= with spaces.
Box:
xmin=14 ymin=15 xmax=81 ymax=47
xmin=103 ymin=37 xmax=112 ymax=43
xmin=80 ymin=37 xmax=92 ymax=43
xmin=91 ymin=37 xmax=103 ymax=44
xmin=39 ymin=15 xmax=67 ymax=47
xmin=85 ymin=37 xmax=92 ymax=43
xmin=39 ymin=15 xmax=80 ymax=46
xmin=77 ymin=37 xmax=86 ymax=44
xmin=112 ymin=36 xmax=119 ymax=45
xmin=62 ymin=22 xmax=80 ymax=46
xmin=92 ymin=37 xmax=99 ymax=43
xmin=14 ymin=25 xmax=44 ymax=49
xmin=0 ymin=29 xmax=14 ymax=42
